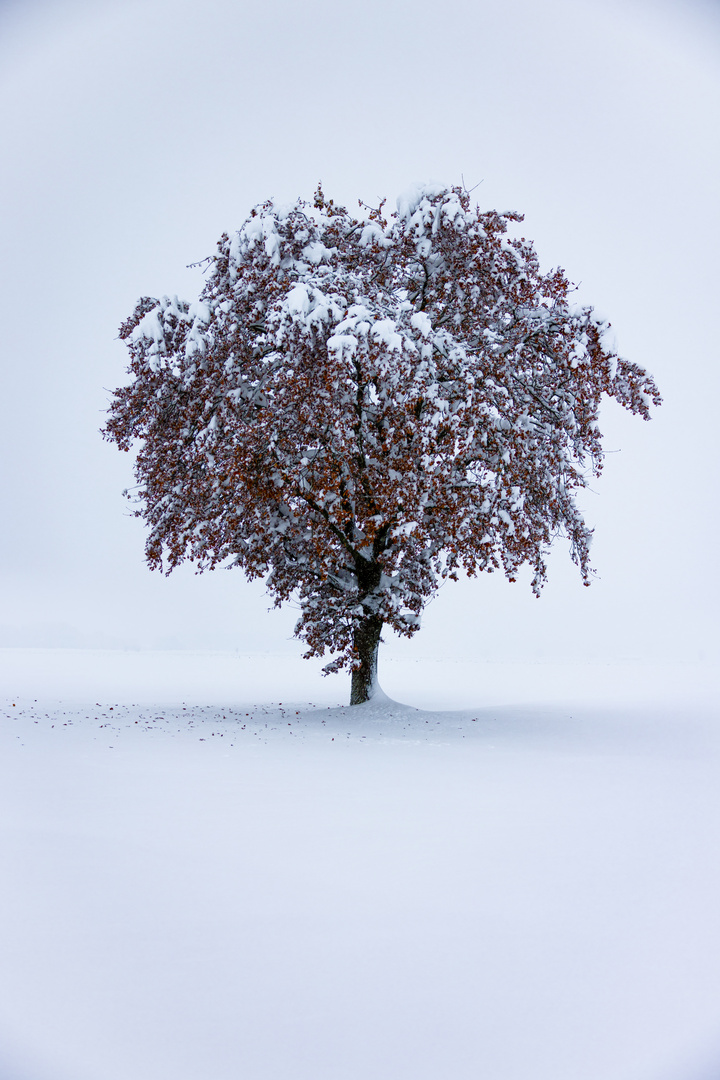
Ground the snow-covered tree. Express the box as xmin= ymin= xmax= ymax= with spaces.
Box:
xmin=105 ymin=184 xmax=661 ymax=703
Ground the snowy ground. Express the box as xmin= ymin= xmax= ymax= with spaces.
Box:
xmin=1 ymin=650 xmax=719 ymax=1080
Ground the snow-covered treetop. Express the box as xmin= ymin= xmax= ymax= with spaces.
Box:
xmin=106 ymin=184 xmax=660 ymax=676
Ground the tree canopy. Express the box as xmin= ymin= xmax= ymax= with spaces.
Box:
xmin=105 ymin=183 xmax=661 ymax=702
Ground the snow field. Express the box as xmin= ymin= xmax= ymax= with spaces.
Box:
xmin=0 ymin=647 xmax=716 ymax=710
xmin=0 ymin=651 xmax=719 ymax=1080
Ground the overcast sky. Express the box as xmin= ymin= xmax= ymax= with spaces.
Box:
xmin=0 ymin=0 xmax=718 ymax=670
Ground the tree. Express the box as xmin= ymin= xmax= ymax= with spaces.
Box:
xmin=104 ymin=183 xmax=661 ymax=704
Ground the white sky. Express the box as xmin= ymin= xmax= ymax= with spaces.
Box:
xmin=0 ymin=0 xmax=718 ymax=666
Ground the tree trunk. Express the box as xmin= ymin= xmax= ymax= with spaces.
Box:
xmin=350 ymin=614 xmax=383 ymax=705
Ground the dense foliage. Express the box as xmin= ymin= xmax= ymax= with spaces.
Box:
xmin=105 ymin=184 xmax=660 ymax=701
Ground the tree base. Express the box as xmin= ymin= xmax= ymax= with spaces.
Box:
xmin=350 ymin=616 xmax=383 ymax=704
